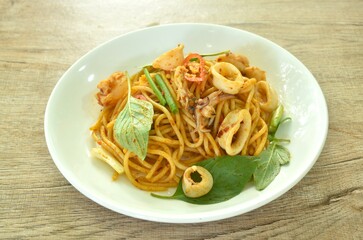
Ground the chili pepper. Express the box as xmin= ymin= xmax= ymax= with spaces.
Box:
xmin=183 ymin=53 xmax=207 ymax=82
xmin=268 ymin=105 xmax=284 ymax=134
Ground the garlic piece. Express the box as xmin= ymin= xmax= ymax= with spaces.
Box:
xmin=217 ymin=109 xmax=252 ymax=156
xmin=182 ymin=166 xmax=213 ymax=198
xmin=210 ymin=62 xmax=244 ymax=94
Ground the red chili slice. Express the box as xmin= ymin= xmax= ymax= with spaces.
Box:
xmin=183 ymin=53 xmax=207 ymax=82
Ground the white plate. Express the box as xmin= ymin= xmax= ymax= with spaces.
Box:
xmin=44 ymin=23 xmax=328 ymax=223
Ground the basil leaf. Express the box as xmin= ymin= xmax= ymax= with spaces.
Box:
xmin=152 ymin=155 xmax=258 ymax=204
xmin=253 ymin=142 xmax=293 ymax=190
xmin=273 ymin=144 xmax=291 ymax=165
xmin=113 ymin=75 xmax=154 ymax=160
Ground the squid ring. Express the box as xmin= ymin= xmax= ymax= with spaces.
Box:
xmin=210 ymin=62 xmax=244 ymax=94
xmin=255 ymin=81 xmax=278 ymax=112
xmin=217 ymin=109 xmax=252 ymax=156
xmin=182 ymin=166 xmax=213 ymax=198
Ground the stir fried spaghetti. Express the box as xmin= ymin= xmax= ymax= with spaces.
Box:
xmin=90 ymin=44 xmax=279 ymax=191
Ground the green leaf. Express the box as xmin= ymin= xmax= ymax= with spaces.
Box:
xmin=254 ymin=143 xmax=289 ymax=190
xmin=113 ymin=75 xmax=154 ymax=160
xmin=152 ymin=155 xmax=258 ymax=204
xmin=273 ymin=144 xmax=291 ymax=165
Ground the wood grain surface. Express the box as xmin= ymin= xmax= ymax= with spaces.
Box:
xmin=1 ymin=0 xmax=362 ymax=239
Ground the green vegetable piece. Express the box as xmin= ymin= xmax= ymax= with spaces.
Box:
xmin=143 ymin=68 xmax=166 ymax=106
xmin=200 ymin=50 xmax=230 ymax=57
xmin=268 ymin=105 xmax=284 ymax=134
xmin=189 ymin=50 xmax=230 ymax=62
xmin=254 ymin=143 xmax=291 ymax=190
xmin=273 ymin=144 xmax=291 ymax=165
xmin=155 ymin=74 xmax=179 ymax=114
xmin=151 ymin=155 xmax=258 ymax=204
xmin=113 ymin=73 xmax=154 ymax=160
xmin=268 ymin=105 xmax=292 ymax=143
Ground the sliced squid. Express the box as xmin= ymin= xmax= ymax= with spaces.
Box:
xmin=91 ymin=147 xmax=124 ymax=174
xmin=195 ymin=90 xmax=234 ymax=132
xmin=173 ymin=65 xmax=192 ymax=109
xmin=96 ymin=71 xmax=128 ymax=107
xmin=182 ymin=166 xmax=213 ymax=198
xmin=152 ymin=44 xmax=184 ymax=71
xmin=210 ymin=62 xmax=244 ymax=94
xmin=239 ymin=76 xmax=257 ymax=94
xmin=217 ymin=109 xmax=252 ymax=156
xmin=244 ymin=66 xmax=266 ymax=82
xmin=217 ymin=53 xmax=250 ymax=73
xmin=255 ymin=81 xmax=278 ymax=112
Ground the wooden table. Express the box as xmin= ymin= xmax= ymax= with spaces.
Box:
xmin=1 ymin=0 xmax=362 ymax=239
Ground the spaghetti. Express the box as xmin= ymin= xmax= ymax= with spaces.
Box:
xmin=90 ymin=44 xmax=279 ymax=191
